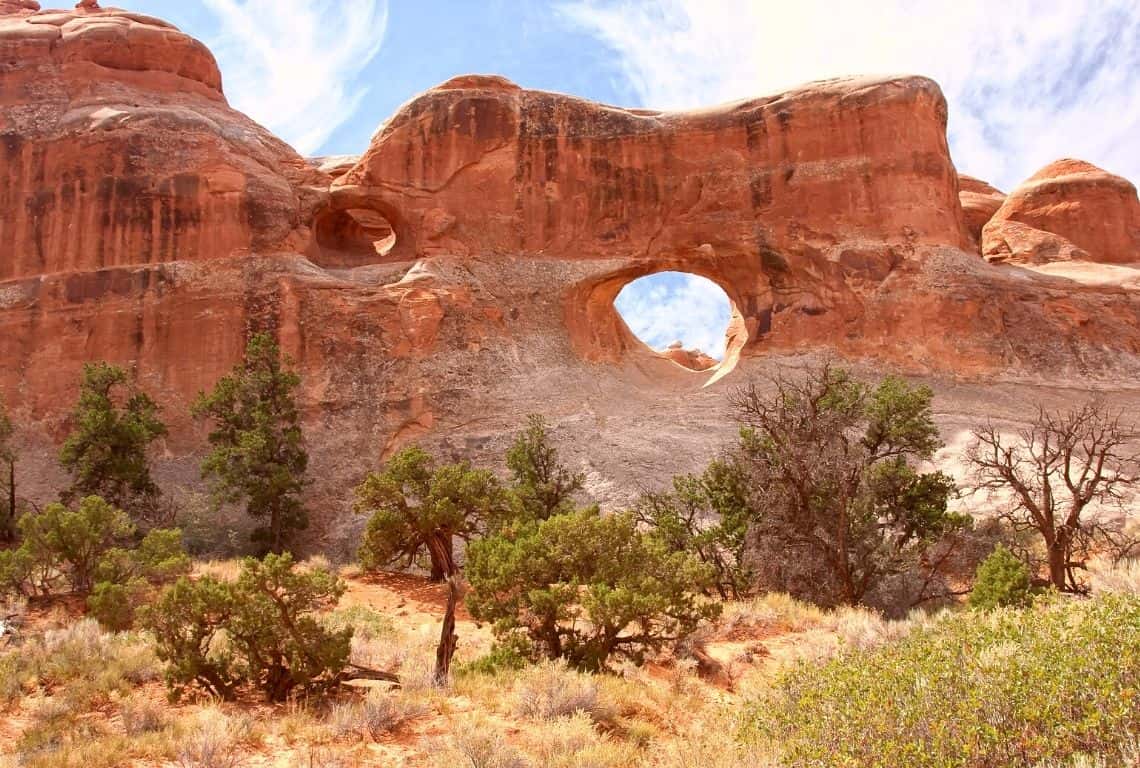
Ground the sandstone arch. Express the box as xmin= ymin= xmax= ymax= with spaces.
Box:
xmin=6 ymin=4 xmax=1140 ymax=530
xmin=565 ymin=250 xmax=774 ymax=385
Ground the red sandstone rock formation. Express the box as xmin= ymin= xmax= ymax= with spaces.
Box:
xmin=982 ymin=160 xmax=1140 ymax=265
xmin=662 ymin=342 xmax=718 ymax=372
xmin=2 ymin=7 xmax=1140 ymax=529
xmin=958 ymin=175 xmax=1005 ymax=250
xmin=0 ymin=7 xmax=323 ymax=282
xmin=0 ymin=1 xmax=39 ymax=13
xmin=334 ymin=73 xmax=971 ymax=365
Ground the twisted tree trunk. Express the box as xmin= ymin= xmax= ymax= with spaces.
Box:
xmin=426 ymin=534 xmax=459 ymax=685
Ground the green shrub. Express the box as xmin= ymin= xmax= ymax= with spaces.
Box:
xmin=458 ymin=636 xmax=532 ymax=676
xmin=192 ymin=333 xmax=310 ymax=555
xmin=505 ymin=414 xmax=584 ymax=523
xmin=750 ymin=593 xmax=1140 ymax=767
xmin=969 ymin=544 xmax=1033 ymax=610
xmin=58 ymin=362 xmax=167 ymax=521
xmin=466 ymin=507 xmax=720 ymax=671
xmin=634 ymin=458 xmax=752 ymax=600
xmin=143 ymin=553 xmax=352 ymax=702
xmin=0 ymin=544 xmax=35 ymax=595
xmin=16 ymin=496 xmax=134 ymax=594
xmin=1 ymin=500 xmax=188 ymax=609
xmin=87 ymin=580 xmax=145 ymax=631
xmin=132 ymin=527 xmax=192 ymax=582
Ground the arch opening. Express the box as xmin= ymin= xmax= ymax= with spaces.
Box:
xmin=565 ymin=256 xmax=772 ymax=386
xmin=615 ymin=272 xmax=733 ymax=372
xmin=311 ymin=207 xmax=397 ymax=268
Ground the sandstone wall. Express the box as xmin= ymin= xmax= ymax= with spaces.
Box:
xmin=2 ymin=7 xmax=1140 ymax=543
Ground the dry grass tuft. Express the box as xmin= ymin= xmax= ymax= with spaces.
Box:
xmin=1088 ymin=556 xmax=1140 ymax=595
xmin=520 ymin=711 xmax=640 ymax=768
xmin=175 ymin=707 xmax=259 ymax=768
xmin=327 ymin=688 xmax=430 ymax=741
xmin=512 ymin=661 xmax=600 ymax=721
xmin=436 ymin=716 xmax=529 ymax=768
xmin=119 ymin=694 xmax=168 ymax=736
xmin=289 ymin=745 xmax=362 ymax=768
xmin=653 ymin=711 xmax=776 ymax=768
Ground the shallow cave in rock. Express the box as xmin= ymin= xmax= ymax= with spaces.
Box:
xmin=311 ymin=207 xmax=397 ymax=268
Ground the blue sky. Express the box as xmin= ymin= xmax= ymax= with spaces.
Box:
xmin=128 ymin=0 xmax=1140 ymax=358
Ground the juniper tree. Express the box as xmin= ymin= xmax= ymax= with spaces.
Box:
xmin=634 ymin=457 xmax=752 ymax=599
xmin=466 ymin=507 xmax=719 ymax=670
xmin=193 ymin=334 xmax=309 ymax=555
xmin=355 ymin=445 xmax=506 ymax=581
xmin=59 ymin=363 xmax=166 ymax=521
xmin=355 ymin=445 xmax=506 ymax=682
xmin=144 ymin=553 xmax=355 ymax=702
xmin=505 ymin=415 xmax=584 ymax=523
xmin=730 ymin=362 xmax=964 ymax=606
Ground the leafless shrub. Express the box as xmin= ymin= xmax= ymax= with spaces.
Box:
xmin=328 ymin=689 xmax=428 ymax=740
xmin=968 ymin=401 xmax=1140 ymax=592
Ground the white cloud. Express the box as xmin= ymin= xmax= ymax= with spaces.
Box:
xmin=558 ymin=0 xmax=1140 ymax=191
xmin=615 ymin=273 xmax=731 ymax=358
xmin=202 ymin=0 xmax=389 ymax=155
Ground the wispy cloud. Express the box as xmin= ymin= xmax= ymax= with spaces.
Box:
xmin=615 ymin=273 xmax=731 ymax=359
xmin=202 ymin=0 xmax=389 ymax=155
xmin=558 ymin=0 xmax=1140 ymax=191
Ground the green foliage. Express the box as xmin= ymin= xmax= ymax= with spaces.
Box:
xmin=0 ymin=545 xmax=34 ymax=595
xmin=87 ymin=579 xmax=147 ymax=631
xmin=192 ymin=333 xmax=309 ymax=554
xmin=634 ymin=457 xmax=752 ymax=599
xmin=466 ymin=507 xmax=721 ymax=671
xmin=132 ymin=527 xmax=193 ymax=583
xmin=142 ymin=573 xmax=240 ymax=700
xmin=355 ymin=445 xmax=506 ymax=579
xmin=14 ymin=496 xmax=134 ymax=594
xmin=505 ymin=415 xmax=584 ymax=523
xmin=969 ymin=545 xmax=1033 ymax=610
xmin=0 ymin=396 xmax=14 ymax=540
xmin=58 ymin=363 xmax=167 ymax=519
xmin=93 ymin=528 xmax=190 ymax=590
xmin=143 ymin=553 xmax=351 ymax=702
xmin=0 ymin=495 xmax=187 ymax=610
xmin=734 ymin=363 xmax=965 ymax=606
xmin=458 ymin=636 xmax=533 ymax=676
xmin=750 ymin=593 xmax=1140 ymax=768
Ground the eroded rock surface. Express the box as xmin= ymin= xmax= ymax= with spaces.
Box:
xmin=0 ymin=7 xmax=323 ymax=282
xmin=982 ymin=159 xmax=1140 ymax=265
xmin=958 ymin=175 xmax=1005 ymax=249
xmin=2 ymin=7 xmax=1140 ymax=542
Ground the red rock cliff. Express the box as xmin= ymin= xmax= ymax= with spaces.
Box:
xmin=0 ymin=7 xmax=323 ymax=281
xmin=2 ymin=7 xmax=1140 ymax=529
